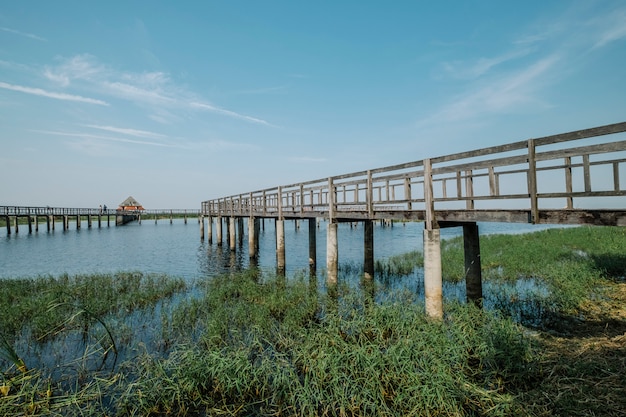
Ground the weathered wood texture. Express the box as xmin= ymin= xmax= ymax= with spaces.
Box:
xmin=202 ymin=122 xmax=626 ymax=226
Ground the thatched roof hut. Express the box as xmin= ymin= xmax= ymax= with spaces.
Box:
xmin=118 ymin=196 xmax=145 ymax=211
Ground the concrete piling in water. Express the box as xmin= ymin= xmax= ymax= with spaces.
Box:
xmin=207 ymin=216 xmax=213 ymax=244
xmin=216 ymin=216 xmax=223 ymax=245
xmin=276 ymin=219 xmax=285 ymax=275
xmin=326 ymin=221 xmax=338 ymax=285
xmin=229 ymin=217 xmax=236 ymax=251
xmin=463 ymin=223 xmax=483 ymax=307
xmin=364 ymin=219 xmax=374 ymax=280
xmin=200 ymin=216 xmax=205 ymax=240
xmin=308 ymin=218 xmax=317 ymax=275
xmin=423 ymin=228 xmax=443 ymax=320
xmin=248 ymin=217 xmax=256 ymax=259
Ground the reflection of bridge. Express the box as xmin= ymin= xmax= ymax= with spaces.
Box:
xmin=1 ymin=207 xmax=200 ymax=232
xmin=201 ymin=122 xmax=626 ymax=318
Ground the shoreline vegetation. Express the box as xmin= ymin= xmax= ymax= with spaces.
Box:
xmin=1 ymin=227 xmax=625 ymax=416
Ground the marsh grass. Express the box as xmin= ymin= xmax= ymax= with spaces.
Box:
xmin=1 ymin=227 xmax=625 ymax=416
xmin=114 ymin=270 xmax=538 ymax=416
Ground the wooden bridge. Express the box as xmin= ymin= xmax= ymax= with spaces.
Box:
xmin=200 ymin=121 xmax=626 ymax=318
xmin=1 ymin=207 xmax=200 ymax=233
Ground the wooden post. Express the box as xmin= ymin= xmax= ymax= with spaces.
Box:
xmin=207 ymin=216 xmax=213 ymax=244
xmin=238 ymin=217 xmax=244 ymax=246
xmin=47 ymin=215 xmax=51 ymax=232
xmin=34 ymin=215 xmax=38 ymax=232
xmin=463 ymin=223 xmax=483 ymax=307
xmin=528 ymin=138 xmax=538 ymax=223
xmin=423 ymin=158 xmax=443 ymax=319
xmin=28 ymin=216 xmax=33 ymax=234
xmin=327 ymin=177 xmax=338 ymax=285
xmin=200 ymin=216 xmax=205 ymax=241
xmin=76 ymin=215 xmax=80 ymax=229
xmin=309 ymin=218 xmax=317 ymax=275
xmin=88 ymin=215 xmax=92 ymax=228
xmin=364 ymin=219 xmax=374 ymax=280
xmin=276 ymin=186 xmax=285 ymax=275
xmin=170 ymin=210 xmax=173 ymax=224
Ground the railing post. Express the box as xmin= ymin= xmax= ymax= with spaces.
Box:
xmin=367 ymin=170 xmax=373 ymax=218
xmin=276 ymin=186 xmax=285 ymax=275
xmin=527 ymin=139 xmax=538 ymax=223
xmin=327 ymin=177 xmax=338 ymax=285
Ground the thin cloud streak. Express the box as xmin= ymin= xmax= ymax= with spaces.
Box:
xmin=42 ymin=54 xmax=274 ymax=126
xmin=1 ymin=27 xmax=47 ymax=42
xmin=83 ymin=125 xmax=167 ymax=139
xmin=35 ymin=130 xmax=181 ymax=148
xmin=0 ymin=81 xmax=108 ymax=105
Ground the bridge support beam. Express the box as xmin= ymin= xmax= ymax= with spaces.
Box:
xmin=463 ymin=223 xmax=483 ymax=307
xmin=229 ymin=217 xmax=236 ymax=251
xmin=423 ymin=228 xmax=443 ymax=320
xmin=364 ymin=220 xmax=374 ymax=280
xmin=207 ymin=216 xmax=213 ymax=244
xmin=276 ymin=219 xmax=285 ymax=275
xmin=216 ymin=216 xmax=223 ymax=245
xmin=248 ymin=217 xmax=256 ymax=259
xmin=308 ymin=218 xmax=317 ymax=275
xmin=326 ymin=221 xmax=338 ymax=285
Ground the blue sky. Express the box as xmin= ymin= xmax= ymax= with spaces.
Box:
xmin=1 ymin=1 xmax=625 ymax=209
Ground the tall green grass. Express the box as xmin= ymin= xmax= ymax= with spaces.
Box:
xmin=118 ymin=271 xmax=534 ymax=416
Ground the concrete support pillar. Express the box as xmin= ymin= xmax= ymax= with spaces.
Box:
xmin=47 ymin=215 xmax=51 ymax=232
xmin=238 ymin=218 xmax=244 ymax=246
xmin=207 ymin=216 xmax=213 ymax=244
xmin=76 ymin=215 xmax=81 ymax=229
xmin=14 ymin=217 xmax=19 ymax=234
xmin=326 ymin=221 xmax=338 ymax=285
xmin=276 ymin=219 xmax=286 ymax=275
xmin=229 ymin=217 xmax=236 ymax=251
xmin=216 ymin=216 xmax=223 ymax=245
xmin=52 ymin=215 xmax=56 ymax=230
xmin=200 ymin=216 xmax=205 ymax=241
xmin=98 ymin=215 xmax=101 ymax=228
xmin=308 ymin=218 xmax=317 ymax=275
xmin=5 ymin=216 xmax=9 ymax=235
xmin=63 ymin=215 xmax=68 ymax=231
xmin=28 ymin=216 xmax=33 ymax=233
xmin=424 ymin=228 xmax=443 ymax=320
xmin=107 ymin=215 xmax=110 ymax=227
xmin=463 ymin=223 xmax=483 ymax=307
xmin=364 ymin=219 xmax=374 ymax=280
xmin=88 ymin=215 xmax=92 ymax=228
xmin=34 ymin=216 xmax=39 ymax=232
xmin=248 ymin=217 xmax=256 ymax=259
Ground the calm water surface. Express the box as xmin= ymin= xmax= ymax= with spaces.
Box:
xmin=0 ymin=218 xmax=562 ymax=281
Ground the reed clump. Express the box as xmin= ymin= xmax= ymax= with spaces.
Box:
xmin=118 ymin=272 xmax=534 ymax=416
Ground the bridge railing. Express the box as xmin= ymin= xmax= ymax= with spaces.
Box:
xmin=202 ymin=122 xmax=626 ymax=222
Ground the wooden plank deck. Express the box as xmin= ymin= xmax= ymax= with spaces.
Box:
xmin=202 ymin=122 xmax=626 ymax=227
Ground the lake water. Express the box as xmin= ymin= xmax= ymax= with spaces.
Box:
xmin=0 ymin=217 xmax=562 ymax=281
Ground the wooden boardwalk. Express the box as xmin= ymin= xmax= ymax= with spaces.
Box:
xmin=1 ymin=206 xmax=200 ymax=233
xmin=200 ymin=122 xmax=626 ymax=318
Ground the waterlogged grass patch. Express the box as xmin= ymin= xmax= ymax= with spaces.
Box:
xmin=118 ymin=272 xmax=535 ymax=416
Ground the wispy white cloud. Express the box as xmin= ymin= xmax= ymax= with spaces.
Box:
xmin=0 ymin=81 xmax=108 ymax=105
xmin=34 ymin=130 xmax=180 ymax=148
xmin=42 ymin=54 xmax=272 ymax=125
xmin=1 ymin=27 xmax=47 ymax=42
xmin=289 ymin=156 xmax=328 ymax=163
xmin=83 ymin=124 xmax=166 ymax=139
xmin=190 ymin=102 xmax=273 ymax=126
xmin=419 ymin=3 xmax=624 ymax=129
